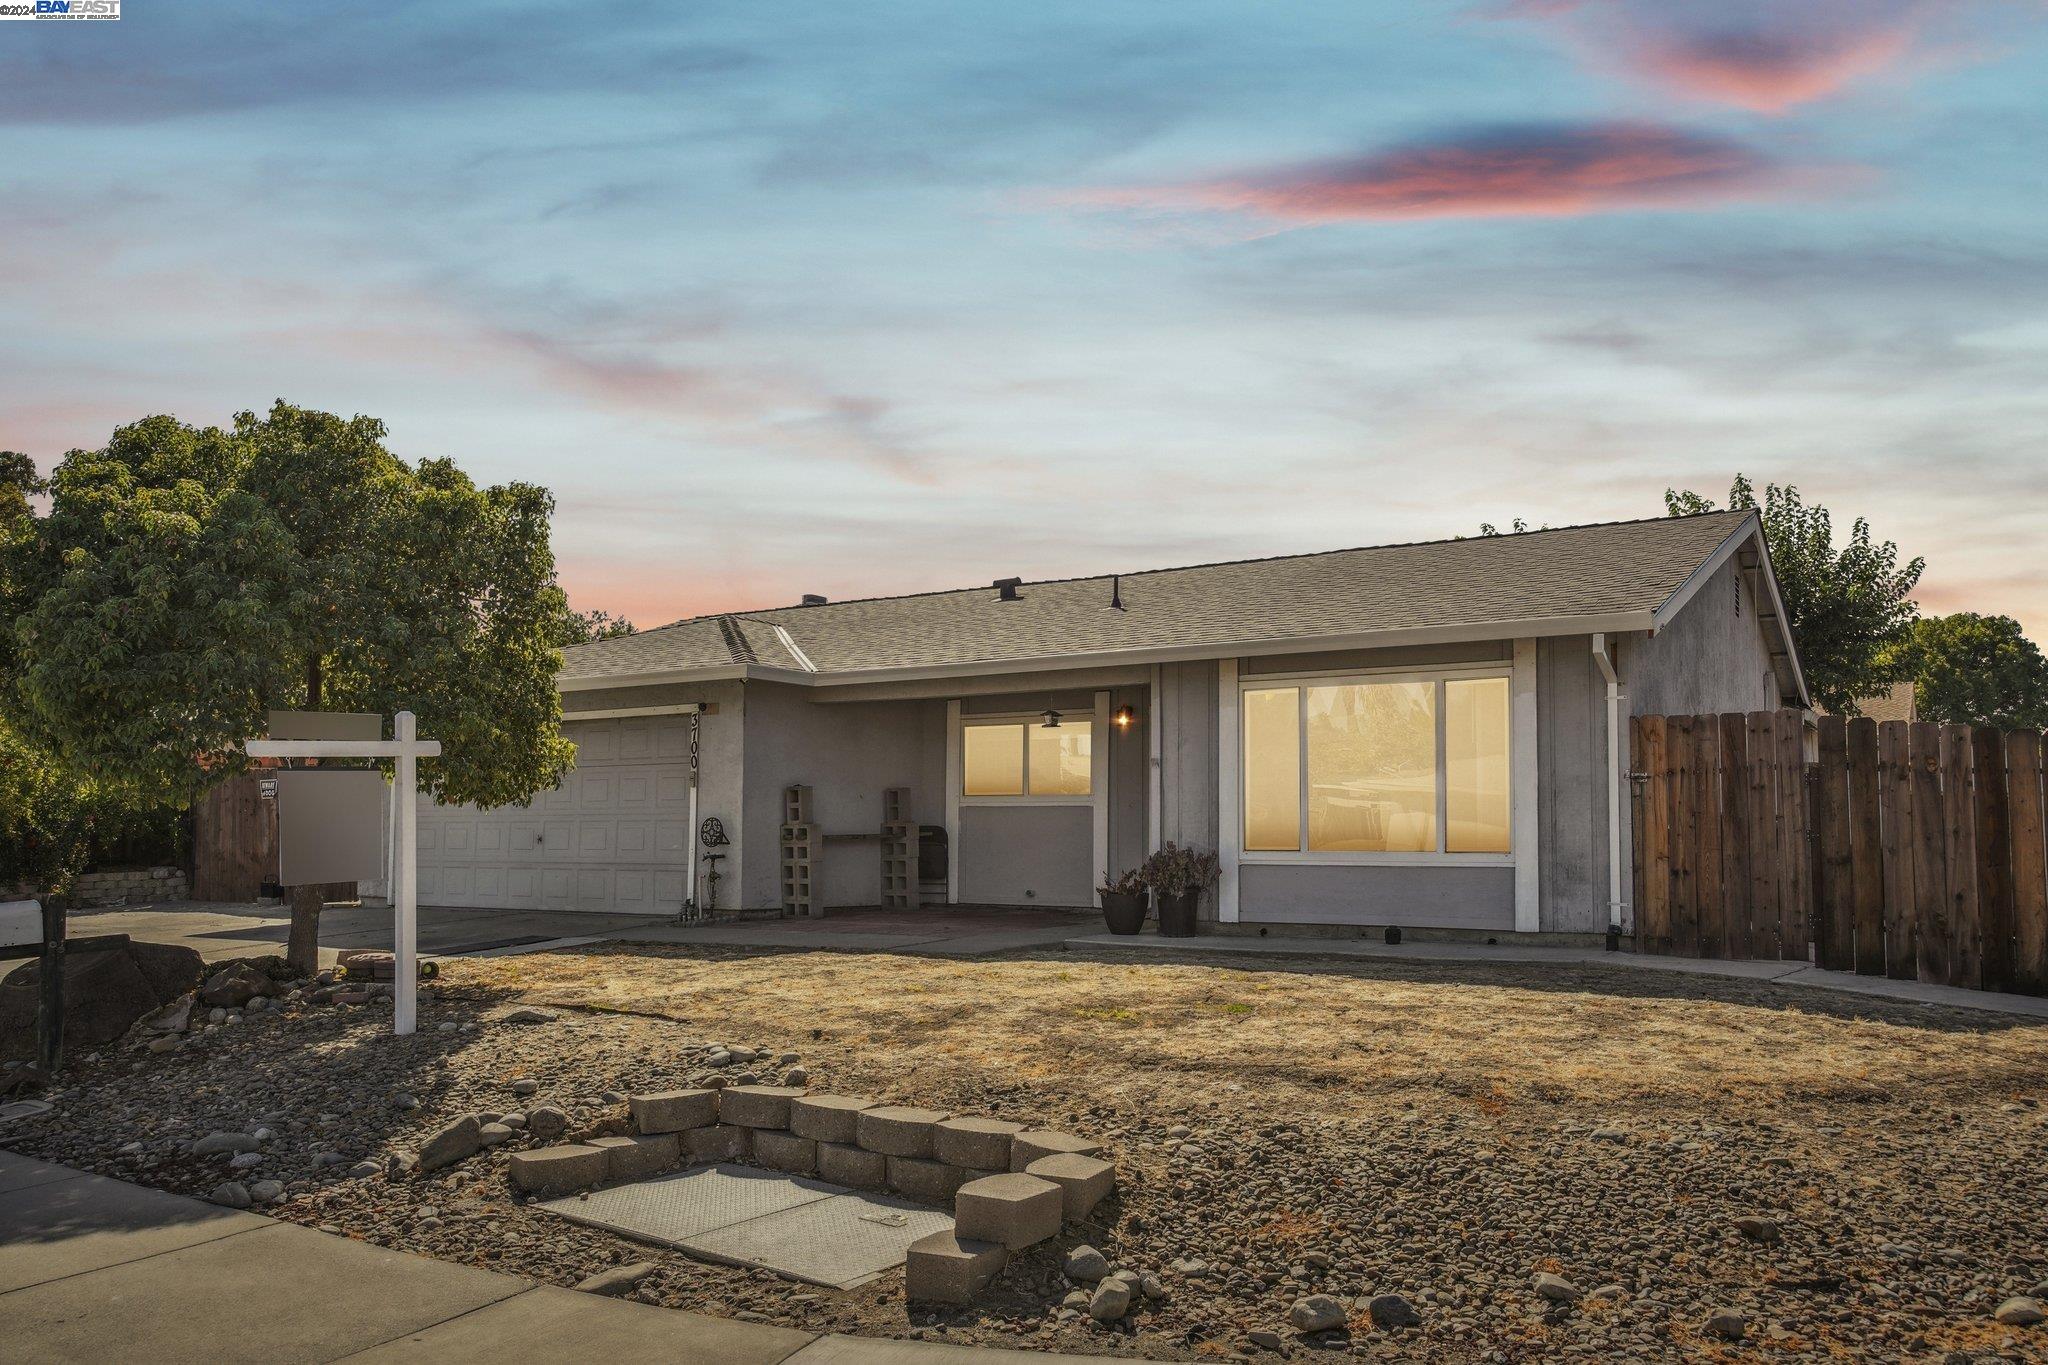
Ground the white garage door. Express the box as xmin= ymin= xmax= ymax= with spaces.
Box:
xmin=417 ymin=716 xmax=692 ymax=913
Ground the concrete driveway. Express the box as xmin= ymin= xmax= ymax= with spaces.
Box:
xmin=61 ymin=901 xmax=670 ymax=967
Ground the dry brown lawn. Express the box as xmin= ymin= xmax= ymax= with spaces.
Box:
xmin=450 ymin=943 xmax=2048 ymax=1122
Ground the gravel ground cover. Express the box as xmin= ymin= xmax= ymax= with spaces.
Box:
xmin=6 ymin=941 xmax=2047 ymax=1363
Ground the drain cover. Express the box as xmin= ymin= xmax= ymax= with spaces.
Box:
xmin=539 ymin=1162 xmax=952 ymax=1289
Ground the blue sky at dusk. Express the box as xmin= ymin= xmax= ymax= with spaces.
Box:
xmin=3 ymin=1 xmax=2045 ymax=632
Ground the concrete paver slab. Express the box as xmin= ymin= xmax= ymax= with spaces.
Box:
xmin=0 ymin=1163 xmax=266 ymax=1292
xmin=684 ymin=1192 xmax=955 ymax=1289
xmin=787 ymin=1336 xmax=1098 ymax=1363
xmin=341 ymin=1284 xmax=818 ymax=1363
xmin=0 ymin=1220 xmax=525 ymax=1365
xmin=540 ymin=1162 xmax=840 ymax=1244
xmin=0 ymin=1146 xmax=87 ymax=1195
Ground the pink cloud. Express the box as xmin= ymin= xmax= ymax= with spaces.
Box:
xmin=1499 ymin=1 xmax=1975 ymax=113
xmin=1050 ymin=123 xmax=1852 ymax=228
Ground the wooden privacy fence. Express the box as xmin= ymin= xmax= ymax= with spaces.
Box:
xmin=1631 ymin=710 xmax=2048 ymax=997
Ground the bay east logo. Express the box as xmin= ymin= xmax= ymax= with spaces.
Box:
xmin=0 ymin=0 xmax=121 ymax=17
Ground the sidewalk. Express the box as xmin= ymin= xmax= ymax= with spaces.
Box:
xmin=1064 ymin=932 xmax=2048 ymax=1020
xmin=0 ymin=1149 xmax=1086 ymax=1364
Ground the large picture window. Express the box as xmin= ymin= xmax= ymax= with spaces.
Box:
xmin=1241 ymin=671 xmax=1511 ymax=858
xmin=962 ymin=719 xmax=1093 ymax=799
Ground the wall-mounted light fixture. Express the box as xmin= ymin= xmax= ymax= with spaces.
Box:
xmin=1040 ymin=708 xmax=1063 ymax=729
xmin=1113 ymin=704 xmax=1137 ymax=732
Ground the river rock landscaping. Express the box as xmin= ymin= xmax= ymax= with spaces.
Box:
xmin=3 ymin=940 xmax=2046 ymax=1362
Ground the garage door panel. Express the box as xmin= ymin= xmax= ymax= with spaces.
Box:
xmin=575 ymin=727 xmax=619 ymax=764
xmin=419 ymin=715 xmax=694 ymax=911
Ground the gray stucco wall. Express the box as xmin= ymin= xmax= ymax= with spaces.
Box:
xmin=1626 ymin=556 xmax=1782 ymax=717
xmin=1238 ymin=864 xmax=1514 ymax=929
xmin=738 ymin=682 xmax=938 ymax=910
xmin=1537 ymin=635 xmax=1610 ymax=934
xmin=957 ymin=804 xmax=1094 ymax=906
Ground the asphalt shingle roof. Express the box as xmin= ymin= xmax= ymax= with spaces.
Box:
xmin=560 ymin=511 xmax=1754 ymax=684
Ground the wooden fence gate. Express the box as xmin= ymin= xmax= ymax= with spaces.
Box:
xmin=1631 ymin=710 xmax=2048 ymax=996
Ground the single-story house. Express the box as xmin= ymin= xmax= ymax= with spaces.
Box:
xmin=415 ymin=510 xmax=1805 ymax=939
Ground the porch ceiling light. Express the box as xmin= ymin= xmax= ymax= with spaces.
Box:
xmin=1040 ymin=708 xmax=1062 ymax=729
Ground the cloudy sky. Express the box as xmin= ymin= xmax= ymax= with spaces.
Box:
xmin=3 ymin=1 xmax=2044 ymax=632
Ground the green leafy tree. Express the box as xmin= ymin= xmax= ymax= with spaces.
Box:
xmin=7 ymin=404 xmax=579 ymax=966
xmin=0 ymin=719 xmax=103 ymax=899
xmin=558 ymin=608 xmax=637 ymax=645
xmin=1664 ymin=476 xmax=1923 ymax=714
xmin=1887 ymin=613 xmax=2048 ymax=729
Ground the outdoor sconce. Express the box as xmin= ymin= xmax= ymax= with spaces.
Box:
xmin=1040 ymin=708 xmax=1063 ymax=729
xmin=1113 ymin=705 xmax=1137 ymax=732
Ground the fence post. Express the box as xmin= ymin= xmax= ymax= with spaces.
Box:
xmin=1974 ymin=728 xmax=2015 ymax=994
xmin=36 ymin=896 xmax=66 ymax=1074
xmin=1637 ymin=716 xmax=1671 ymax=953
xmin=1814 ymin=716 xmax=1854 ymax=971
xmin=1719 ymin=714 xmax=1751 ymax=961
xmin=1941 ymin=725 xmax=1982 ymax=990
xmin=1847 ymin=718 xmax=1884 ymax=977
xmin=1693 ymin=716 xmax=1724 ymax=958
xmin=1878 ymin=721 xmax=1917 ymax=980
xmin=1910 ymin=722 xmax=1949 ymax=984
xmin=1774 ymin=711 xmax=1810 ymax=960
xmin=2008 ymin=730 xmax=2047 ymax=996
xmin=1670 ymin=716 xmax=1698 ymax=957
xmin=1746 ymin=712 xmax=1780 ymax=959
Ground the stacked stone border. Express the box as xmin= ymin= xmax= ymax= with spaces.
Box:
xmin=506 ymin=1084 xmax=1115 ymax=1306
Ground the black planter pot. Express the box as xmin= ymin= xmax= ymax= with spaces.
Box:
xmin=1100 ymin=890 xmax=1149 ymax=936
xmin=1157 ymin=889 xmax=1200 ymax=937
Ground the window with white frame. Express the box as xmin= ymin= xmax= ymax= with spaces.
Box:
xmin=1240 ymin=671 xmax=1511 ymax=857
xmin=962 ymin=719 xmax=1094 ymax=799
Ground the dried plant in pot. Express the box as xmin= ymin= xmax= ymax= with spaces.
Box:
xmin=1098 ymin=867 xmax=1149 ymax=935
xmin=1140 ymin=842 xmax=1219 ymax=938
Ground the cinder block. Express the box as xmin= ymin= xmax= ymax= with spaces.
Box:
xmin=933 ymin=1116 xmax=1024 ymax=1171
xmin=857 ymin=1105 xmax=950 ymax=1158
xmin=590 ymin=1133 xmax=681 ymax=1182
xmin=682 ymin=1123 xmax=752 ymax=1164
xmin=1009 ymin=1130 xmax=1103 ymax=1171
xmin=817 ymin=1141 xmax=888 ymax=1189
xmin=1026 ymin=1152 xmax=1116 ymax=1221
xmin=887 ymin=1155 xmax=967 ymax=1204
xmin=905 ymin=1229 xmax=1008 ymax=1304
xmin=789 ymin=1093 xmax=875 ymax=1144
xmin=508 ymin=1144 xmax=609 ymax=1197
xmin=952 ymin=1172 xmax=1063 ymax=1250
xmin=720 ymin=1085 xmax=806 ymax=1129
xmin=629 ymin=1089 xmax=717 ymax=1134
xmin=751 ymin=1129 xmax=818 ymax=1175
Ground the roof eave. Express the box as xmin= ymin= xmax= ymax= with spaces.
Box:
xmin=556 ymin=611 xmax=1659 ymax=694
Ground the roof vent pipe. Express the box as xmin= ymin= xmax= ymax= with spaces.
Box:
xmin=1109 ymin=574 xmax=1124 ymax=611
xmin=800 ymin=594 xmax=828 ymax=607
xmin=993 ymin=577 xmax=1023 ymax=601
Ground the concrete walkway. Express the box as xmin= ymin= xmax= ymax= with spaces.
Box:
xmin=0 ymin=1149 xmax=1086 ymax=1364
xmin=1066 ymin=931 xmax=2048 ymax=1020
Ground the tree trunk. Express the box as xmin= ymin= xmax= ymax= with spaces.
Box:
xmin=305 ymin=654 xmax=323 ymax=709
xmin=285 ymin=883 xmax=323 ymax=977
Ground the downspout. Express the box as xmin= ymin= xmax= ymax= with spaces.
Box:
xmin=1591 ymin=634 xmax=1625 ymax=951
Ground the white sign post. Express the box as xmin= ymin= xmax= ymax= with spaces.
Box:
xmin=246 ymin=710 xmax=442 ymax=1036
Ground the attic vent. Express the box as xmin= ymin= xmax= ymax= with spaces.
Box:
xmin=993 ymin=577 xmax=1023 ymax=602
xmin=800 ymin=593 xmax=828 ymax=607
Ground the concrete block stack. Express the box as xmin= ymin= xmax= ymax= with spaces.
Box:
xmin=506 ymin=1078 xmax=1117 ymax=1311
